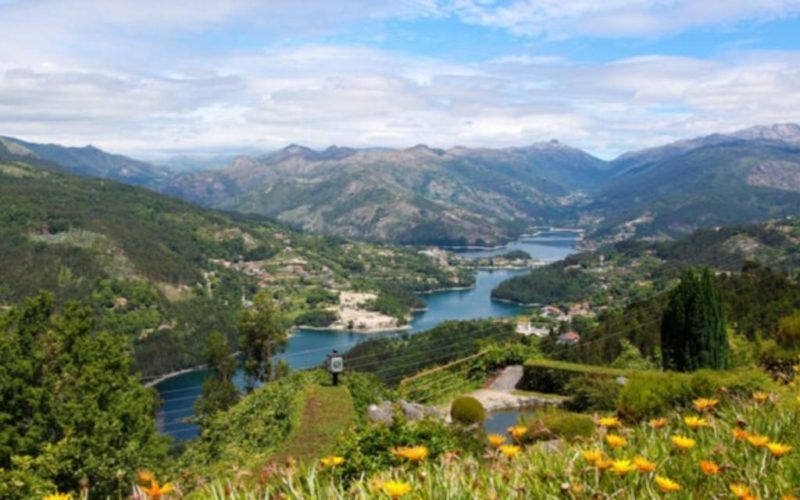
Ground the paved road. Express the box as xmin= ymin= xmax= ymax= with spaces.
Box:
xmin=489 ymin=364 xmax=523 ymax=392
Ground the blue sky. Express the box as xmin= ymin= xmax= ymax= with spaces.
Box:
xmin=1 ymin=0 xmax=799 ymax=158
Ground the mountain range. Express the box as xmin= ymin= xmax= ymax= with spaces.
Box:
xmin=3 ymin=123 xmax=799 ymax=245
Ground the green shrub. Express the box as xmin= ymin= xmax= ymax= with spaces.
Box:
xmin=563 ymin=374 xmax=621 ymax=413
xmin=450 ymin=396 xmax=486 ymax=425
xmin=334 ymin=417 xmax=482 ymax=480
xmin=521 ymin=359 xmax=626 ymax=394
xmin=523 ymin=408 xmax=594 ymax=441
xmin=617 ymin=368 xmax=777 ymax=420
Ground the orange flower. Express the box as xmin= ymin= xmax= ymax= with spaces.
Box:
xmin=752 ymin=391 xmax=769 ymax=403
xmin=605 ymin=434 xmax=626 ymax=448
xmin=730 ymin=483 xmax=753 ymax=499
xmin=487 ymin=434 xmax=506 ymax=447
xmin=582 ymin=449 xmax=603 ymax=465
xmin=392 ymin=445 xmax=429 ymax=462
xmin=598 ymin=416 xmax=621 ymax=428
xmin=633 ymin=456 xmax=656 ymax=472
xmin=655 ymin=476 xmax=681 ymax=493
xmin=649 ymin=417 xmax=668 ymax=429
xmin=684 ymin=416 xmax=710 ymax=430
xmin=671 ymin=435 xmax=696 ymax=451
xmin=137 ymin=470 xmax=155 ymax=485
xmin=596 ymin=457 xmax=614 ymax=471
xmin=142 ymin=480 xmax=174 ymax=500
xmin=746 ymin=434 xmax=769 ymax=448
xmin=767 ymin=442 xmax=793 ymax=457
xmin=699 ymin=460 xmax=720 ymax=475
xmin=507 ymin=425 xmax=527 ymax=441
xmin=693 ymin=398 xmax=719 ymax=412
xmin=732 ymin=428 xmax=749 ymax=441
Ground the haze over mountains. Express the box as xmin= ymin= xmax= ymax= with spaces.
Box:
xmin=3 ymin=123 xmax=799 ymax=245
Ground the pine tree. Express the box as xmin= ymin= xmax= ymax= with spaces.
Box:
xmin=661 ymin=269 xmax=729 ymax=371
xmin=0 ymin=293 xmax=167 ymax=498
xmin=239 ymin=290 xmax=288 ymax=391
xmin=195 ymin=331 xmax=239 ymax=420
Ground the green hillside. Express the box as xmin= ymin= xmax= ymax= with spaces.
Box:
xmin=0 ymin=155 xmax=472 ymax=378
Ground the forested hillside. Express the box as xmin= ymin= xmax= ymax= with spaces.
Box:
xmin=0 ymin=154 xmax=471 ymax=378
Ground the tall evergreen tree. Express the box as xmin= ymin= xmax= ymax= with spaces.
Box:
xmin=239 ymin=290 xmax=288 ymax=391
xmin=0 ymin=293 xmax=167 ymax=499
xmin=195 ymin=331 xmax=239 ymax=420
xmin=661 ymin=269 xmax=729 ymax=371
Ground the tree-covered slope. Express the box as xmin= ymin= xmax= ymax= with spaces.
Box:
xmin=0 ymin=154 xmax=471 ymax=378
xmin=0 ymin=135 xmax=170 ymax=188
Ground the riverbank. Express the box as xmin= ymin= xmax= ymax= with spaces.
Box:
xmin=144 ymin=364 xmax=206 ymax=388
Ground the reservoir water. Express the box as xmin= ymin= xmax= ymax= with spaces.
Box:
xmin=155 ymin=231 xmax=577 ymax=441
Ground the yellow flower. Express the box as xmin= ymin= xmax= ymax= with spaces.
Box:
xmin=633 ymin=456 xmax=656 ymax=472
xmin=507 ymin=425 xmax=527 ymax=441
xmin=671 ymin=435 xmax=696 ymax=451
xmin=596 ymin=457 xmax=614 ymax=471
xmin=142 ymin=480 xmax=174 ymax=500
xmin=137 ymin=470 xmax=155 ymax=485
xmin=43 ymin=494 xmax=72 ymax=500
xmin=649 ymin=417 xmax=668 ymax=429
xmin=684 ymin=415 xmax=710 ymax=430
xmin=320 ymin=455 xmax=345 ymax=467
xmin=732 ymin=428 xmax=749 ymax=441
xmin=487 ymin=434 xmax=506 ymax=447
xmin=693 ymin=397 xmax=719 ymax=412
xmin=499 ymin=444 xmax=521 ymax=459
xmin=582 ymin=449 xmax=603 ymax=465
xmin=655 ymin=476 xmax=681 ymax=493
xmin=781 ymin=495 xmax=798 ymax=500
xmin=767 ymin=442 xmax=793 ymax=457
xmin=611 ymin=459 xmax=636 ymax=475
xmin=392 ymin=445 xmax=429 ymax=462
xmin=699 ymin=460 xmax=720 ymax=475
xmin=605 ymin=434 xmax=626 ymax=448
xmin=730 ymin=483 xmax=753 ymax=499
xmin=598 ymin=416 xmax=621 ymax=428
xmin=746 ymin=434 xmax=769 ymax=448
xmin=752 ymin=391 xmax=769 ymax=403
xmin=382 ymin=480 xmax=412 ymax=499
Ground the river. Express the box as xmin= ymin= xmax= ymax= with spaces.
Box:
xmin=155 ymin=231 xmax=578 ymax=441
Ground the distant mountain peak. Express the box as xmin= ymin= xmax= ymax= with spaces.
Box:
xmin=731 ymin=123 xmax=800 ymax=143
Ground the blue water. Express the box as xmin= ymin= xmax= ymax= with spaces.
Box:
xmin=155 ymin=234 xmax=577 ymax=441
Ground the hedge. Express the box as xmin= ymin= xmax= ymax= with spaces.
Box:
xmin=521 ymin=359 xmax=627 ymax=394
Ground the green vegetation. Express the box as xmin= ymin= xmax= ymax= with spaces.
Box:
xmin=269 ymin=384 xmax=355 ymax=464
xmin=450 ymin=396 xmax=486 ymax=425
xmin=521 ymin=359 xmax=626 ymax=394
xmin=239 ymin=290 xmax=288 ymax=391
xmin=661 ymin=269 xmax=729 ymax=371
xmin=522 ymin=408 xmax=595 ymax=441
xmin=0 ymin=293 xmax=167 ymax=499
xmin=0 ymin=156 xmax=472 ymax=378
xmin=194 ymin=331 xmax=238 ymax=421
xmin=344 ymin=319 xmax=515 ymax=385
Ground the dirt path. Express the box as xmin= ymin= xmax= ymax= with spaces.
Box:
xmin=270 ymin=384 xmax=354 ymax=464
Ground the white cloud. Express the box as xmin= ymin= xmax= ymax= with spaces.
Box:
xmin=439 ymin=0 xmax=800 ymax=38
xmin=0 ymin=1 xmax=799 ymax=158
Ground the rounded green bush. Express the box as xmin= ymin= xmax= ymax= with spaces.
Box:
xmin=450 ymin=396 xmax=486 ymax=425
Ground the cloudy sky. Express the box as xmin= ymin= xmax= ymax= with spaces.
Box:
xmin=1 ymin=0 xmax=800 ymax=158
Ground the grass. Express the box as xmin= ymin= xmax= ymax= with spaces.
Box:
xmin=190 ymin=384 xmax=800 ymax=499
xmin=269 ymin=383 xmax=356 ymax=465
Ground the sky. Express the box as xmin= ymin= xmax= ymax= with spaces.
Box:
xmin=1 ymin=0 xmax=800 ymax=159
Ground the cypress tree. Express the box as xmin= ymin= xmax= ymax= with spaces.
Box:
xmin=661 ymin=269 xmax=729 ymax=371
